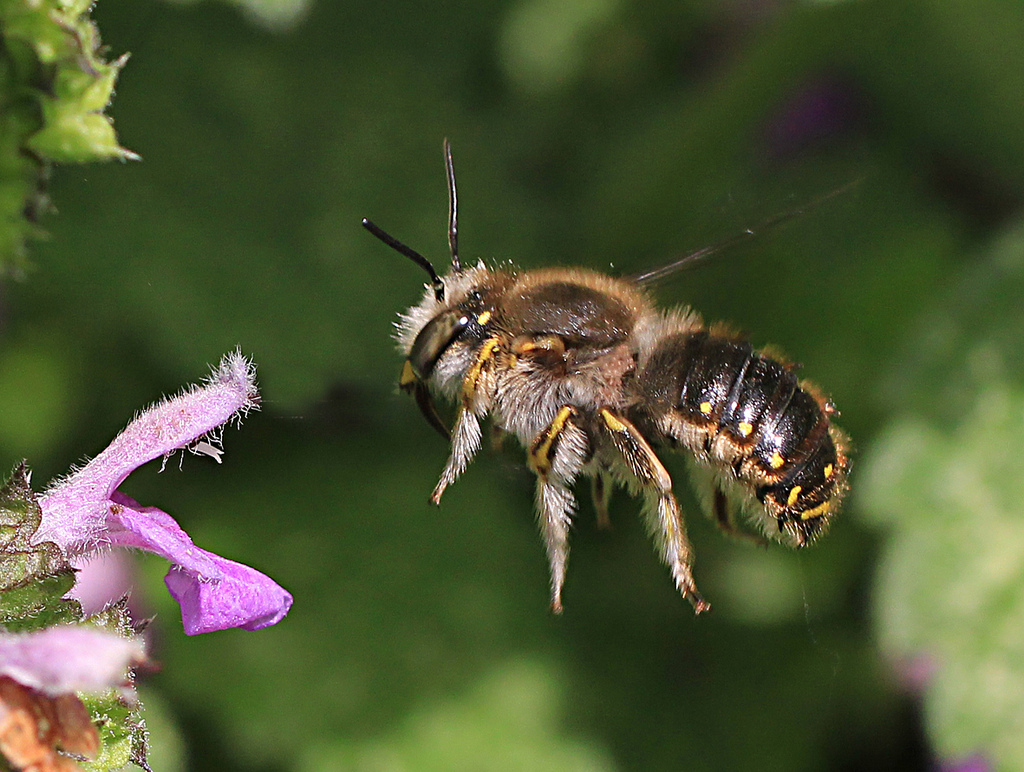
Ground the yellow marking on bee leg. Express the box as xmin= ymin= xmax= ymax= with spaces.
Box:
xmin=699 ymin=401 xmax=713 ymax=416
xmin=600 ymin=409 xmax=671 ymax=488
xmin=476 ymin=310 xmax=492 ymax=326
xmin=461 ymin=337 xmax=501 ymax=407
xmin=786 ymin=485 xmax=802 ymax=508
xmin=824 ymin=463 xmax=834 ymax=479
xmin=738 ymin=421 xmax=754 ymax=437
xmin=799 ymin=500 xmax=831 ymax=521
xmin=529 ymin=406 xmax=575 ymax=480
xmin=399 ymin=360 xmax=418 ymax=391
xmin=599 ymin=408 xmax=627 ymax=433
xmin=430 ymin=340 xmax=501 ymax=506
xmin=600 ymin=407 xmax=708 ymax=613
xmin=769 ymin=451 xmax=785 ymax=469
xmin=530 ymin=409 xmax=589 ymax=613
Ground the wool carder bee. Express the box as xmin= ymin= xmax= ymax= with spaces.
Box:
xmin=362 ymin=141 xmax=849 ymax=613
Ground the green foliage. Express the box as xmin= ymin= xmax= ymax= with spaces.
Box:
xmin=862 ymin=224 xmax=1024 ymax=772
xmin=297 ymin=660 xmax=616 ymax=771
xmin=0 ymin=463 xmax=78 ymax=627
xmin=80 ymin=688 xmax=148 ymax=772
xmin=165 ymin=0 xmax=313 ymax=30
xmin=0 ymin=0 xmax=133 ymax=273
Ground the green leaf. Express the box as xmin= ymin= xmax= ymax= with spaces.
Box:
xmin=80 ymin=688 xmax=149 ymax=772
xmin=0 ymin=0 xmax=134 ymax=271
xmin=862 ymin=221 xmax=1024 ymax=770
xmin=0 ymin=463 xmax=79 ymax=627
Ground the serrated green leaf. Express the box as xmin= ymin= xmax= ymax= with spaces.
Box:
xmin=84 ymin=598 xmax=137 ymax=635
xmin=0 ymin=570 xmax=80 ymax=627
xmin=0 ymin=463 xmax=80 ymax=627
xmin=26 ymin=110 xmax=130 ymax=162
xmin=0 ymin=548 xmax=66 ymax=590
xmin=80 ymin=689 xmax=148 ymax=772
xmin=0 ymin=0 xmax=132 ymax=269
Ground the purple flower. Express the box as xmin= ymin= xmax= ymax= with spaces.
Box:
xmin=0 ymin=626 xmax=143 ymax=696
xmin=33 ymin=351 xmax=292 ymax=635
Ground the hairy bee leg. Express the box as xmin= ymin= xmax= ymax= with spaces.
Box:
xmin=529 ymin=406 xmax=589 ymax=613
xmin=652 ymin=492 xmax=709 ymax=613
xmin=599 ymin=408 xmax=709 ymax=613
xmin=430 ymin=338 xmax=501 ymax=505
xmin=535 ymin=481 xmax=573 ymax=614
xmin=712 ymin=486 xmax=768 ymax=548
xmin=591 ymin=471 xmax=613 ymax=529
xmin=430 ymin=408 xmax=482 ymax=504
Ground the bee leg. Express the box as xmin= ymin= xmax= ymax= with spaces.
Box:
xmin=591 ymin=470 xmax=613 ymax=530
xmin=598 ymin=408 xmax=710 ymax=614
xmin=528 ymin=406 xmax=590 ymax=613
xmin=430 ymin=338 xmax=501 ymax=505
xmin=712 ymin=486 xmax=768 ymax=548
xmin=488 ymin=422 xmax=506 ymax=452
xmin=430 ymin=408 xmax=482 ymax=505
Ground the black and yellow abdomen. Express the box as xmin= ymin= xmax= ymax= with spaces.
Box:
xmin=630 ymin=327 xmax=848 ymax=544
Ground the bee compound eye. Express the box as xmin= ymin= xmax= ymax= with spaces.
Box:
xmin=409 ymin=311 xmax=471 ymax=378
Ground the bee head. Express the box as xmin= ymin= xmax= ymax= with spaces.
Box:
xmin=362 ymin=139 xmax=483 ymax=439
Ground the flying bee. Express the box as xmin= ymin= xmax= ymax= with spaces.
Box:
xmin=362 ymin=140 xmax=849 ymax=614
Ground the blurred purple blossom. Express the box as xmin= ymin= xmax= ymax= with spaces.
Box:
xmin=34 ymin=351 xmax=292 ymax=635
xmin=890 ymin=653 xmax=937 ymax=693
xmin=938 ymin=754 xmax=990 ymax=772
xmin=0 ymin=626 xmax=143 ymax=696
xmin=68 ymin=551 xmax=137 ymax=617
xmin=765 ymin=75 xmax=862 ymax=157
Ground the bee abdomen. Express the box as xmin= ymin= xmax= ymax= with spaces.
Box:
xmin=633 ymin=329 xmax=846 ymax=531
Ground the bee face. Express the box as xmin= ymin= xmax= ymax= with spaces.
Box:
xmin=365 ymin=141 xmax=849 ymax=614
xmin=396 ymin=265 xmax=509 ymax=399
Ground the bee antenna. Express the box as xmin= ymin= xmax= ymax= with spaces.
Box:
xmin=444 ymin=138 xmax=462 ymax=273
xmin=362 ymin=218 xmax=446 ymax=302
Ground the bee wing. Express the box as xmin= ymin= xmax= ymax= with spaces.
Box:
xmin=630 ymin=178 xmax=863 ymax=286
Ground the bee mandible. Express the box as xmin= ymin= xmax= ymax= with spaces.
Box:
xmin=362 ymin=140 xmax=849 ymax=613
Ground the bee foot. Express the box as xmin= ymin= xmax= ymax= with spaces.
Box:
xmin=686 ymin=589 xmax=711 ymax=614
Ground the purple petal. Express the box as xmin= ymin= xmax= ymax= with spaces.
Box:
xmin=106 ymin=492 xmax=222 ymax=580
xmin=36 ymin=350 xmax=258 ymax=554
xmin=105 ymin=493 xmax=292 ymax=633
xmin=28 ymin=351 xmax=292 ymax=635
xmin=165 ymin=553 xmax=293 ymax=635
xmin=0 ymin=627 xmax=144 ymax=696
xmin=93 ymin=350 xmax=259 ymax=494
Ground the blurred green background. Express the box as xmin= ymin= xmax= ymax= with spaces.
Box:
xmin=5 ymin=0 xmax=1024 ymax=769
